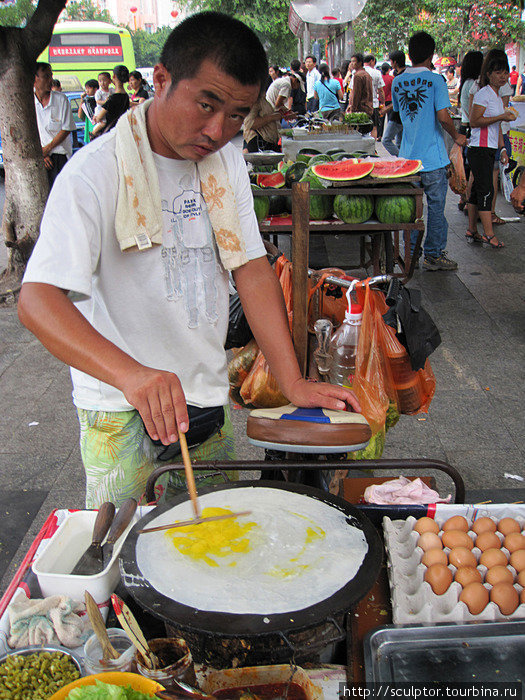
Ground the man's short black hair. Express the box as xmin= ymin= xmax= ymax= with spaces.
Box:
xmin=34 ymin=62 xmax=51 ymax=77
xmin=98 ymin=71 xmax=111 ymax=80
xmin=408 ymin=31 xmax=435 ymax=65
xmin=364 ymin=54 xmax=375 ymax=64
xmin=389 ymin=50 xmax=406 ymax=68
xmin=290 ymin=58 xmax=301 ymax=72
xmin=351 ymin=53 xmax=364 ymax=67
xmin=305 ymin=55 xmax=317 ymax=63
xmin=160 ymin=11 xmax=268 ymax=97
xmin=85 ymin=79 xmax=99 ymax=89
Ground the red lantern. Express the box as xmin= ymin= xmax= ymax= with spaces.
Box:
xmin=130 ymin=5 xmax=137 ymax=13
xmin=171 ymin=9 xmax=178 ymax=17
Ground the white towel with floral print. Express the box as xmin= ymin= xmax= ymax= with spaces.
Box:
xmin=114 ymin=99 xmax=248 ymax=270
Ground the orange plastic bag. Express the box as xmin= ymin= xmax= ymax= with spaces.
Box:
xmin=238 ymin=256 xmax=292 ymax=408
xmin=307 ymin=268 xmax=356 ymax=330
xmin=448 ymin=143 xmax=467 ymax=195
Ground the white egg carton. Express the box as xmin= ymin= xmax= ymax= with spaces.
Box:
xmin=383 ymin=513 xmax=525 ymax=624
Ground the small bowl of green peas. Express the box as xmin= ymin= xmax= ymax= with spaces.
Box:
xmin=0 ymin=645 xmax=82 ymax=699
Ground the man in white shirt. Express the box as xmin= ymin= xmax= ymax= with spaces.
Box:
xmin=19 ymin=13 xmax=359 ymax=507
xmin=364 ymin=55 xmax=385 ymax=138
xmin=305 ymin=55 xmax=321 ymax=113
xmin=34 ymin=62 xmax=76 ymax=187
xmin=266 ymin=73 xmax=302 ymax=113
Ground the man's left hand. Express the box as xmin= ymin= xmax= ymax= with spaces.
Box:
xmin=285 ymin=377 xmax=361 ymax=413
xmin=455 ymin=134 xmax=467 ymax=147
xmin=44 ymin=156 xmax=53 ymax=170
xmin=42 ymin=144 xmax=51 ymax=157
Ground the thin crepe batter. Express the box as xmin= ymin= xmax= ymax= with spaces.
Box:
xmin=136 ymin=487 xmax=368 ymax=614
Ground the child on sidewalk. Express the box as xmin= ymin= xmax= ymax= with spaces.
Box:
xmin=92 ymin=71 xmax=114 ymax=137
xmin=77 ymin=79 xmax=98 ymax=144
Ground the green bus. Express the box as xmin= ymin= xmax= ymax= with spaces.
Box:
xmin=38 ymin=21 xmax=136 ymax=92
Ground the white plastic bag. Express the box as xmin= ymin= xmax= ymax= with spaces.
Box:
xmin=500 ymin=161 xmax=514 ymax=203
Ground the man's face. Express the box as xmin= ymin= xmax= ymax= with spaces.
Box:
xmin=34 ymin=67 xmax=53 ymax=94
xmin=85 ymin=85 xmax=97 ymax=96
xmin=305 ymin=57 xmax=315 ymax=72
xmin=350 ymin=57 xmax=359 ymax=71
xmin=148 ymin=59 xmax=259 ymax=162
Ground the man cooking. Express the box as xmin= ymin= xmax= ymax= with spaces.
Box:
xmin=18 ymin=12 xmax=359 ymax=508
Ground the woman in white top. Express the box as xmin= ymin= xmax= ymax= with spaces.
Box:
xmin=466 ymin=54 xmax=516 ymax=248
xmin=457 ymin=51 xmax=483 ymax=212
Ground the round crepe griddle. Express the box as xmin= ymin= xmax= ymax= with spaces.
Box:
xmin=119 ymin=480 xmax=382 ymax=636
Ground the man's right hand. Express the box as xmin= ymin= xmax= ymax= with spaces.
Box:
xmin=455 ymin=133 xmax=467 ymax=147
xmin=120 ymin=367 xmax=189 ymax=445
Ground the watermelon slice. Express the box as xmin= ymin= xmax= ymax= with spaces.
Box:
xmin=370 ymin=159 xmax=422 ymax=178
xmin=311 ymin=160 xmax=374 ymax=182
xmin=255 ymin=171 xmax=286 ymax=188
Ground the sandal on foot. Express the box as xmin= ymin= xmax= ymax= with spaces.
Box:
xmin=482 ymin=234 xmax=505 ymax=249
xmin=491 ymin=214 xmax=505 ymax=225
xmin=466 ymin=230 xmax=483 ymax=243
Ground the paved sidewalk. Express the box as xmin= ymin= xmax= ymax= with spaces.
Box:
xmin=1 ymin=181 xmax=524 ymax=596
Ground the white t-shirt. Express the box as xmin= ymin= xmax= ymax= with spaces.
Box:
xmin=364 ymin=66 xmax=385 ymax=108
xmin=470 ymin=85 xmax=504 ymax=149
xmin=23 ymin=133 xmax=266 ymax=412
xmin=306 ymin=67 xmax=321 ymax=99
xmin=469 ymin=80 xmax=512 ymax=133
xmin=34 ymin=90 xmax=76 ymax=158
xmin=265 ymin=76 xmax=292 ymax=109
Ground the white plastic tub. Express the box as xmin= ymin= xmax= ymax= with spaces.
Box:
xmin=32 ymin=510 xmax=136 ymax=605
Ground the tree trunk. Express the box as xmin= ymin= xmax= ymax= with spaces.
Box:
xmin=0 ymin=0 xmax=67 ymax=301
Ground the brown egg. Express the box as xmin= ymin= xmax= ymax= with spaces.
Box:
xmin=520 ymin=589 xmax=525 ymax=606
xmin=517 ymin=570 xmax=525 ymax=587
xmin=490 ymin=582 xmax=519 ymax=615
xmin=485 ymin=565 xmax=514 ymax=586
xmin=421 ymin=549 xmax=448 ymax=567
xmin=509 ymin=550 xmax=525 ymax=573
xmin=442 ymin=515 xmax=470 ymax=533
xmin=449 ymin=547 xmax=477 ymax=569
xmin=497 ymin=518 xmax=521 ymax=536
xmin=418 ymin=532 xmax=443 ymax=552
xmin=476 ymin=531 xmax=502 ymax=552
xmin=472 ymin=517 xmax=497 ymax=536
xmin=414 ymin=517 xmax=440 ymax=535
xmin=424 ymin=563 xmax=453 ymax=595
xmin=455 ymin=566 xmax=482 ymax=587
xmin=503 ymin=532 xmax=525 ymax=553
xmin=460 ymin=582 xmax=489 ymax=615
xmin=480 ymin=548 xmax=508 ymax=569
xmin=442 ymin=531 xmax=474 ymax=550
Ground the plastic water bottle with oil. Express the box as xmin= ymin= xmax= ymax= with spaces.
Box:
xmin=328 ymin=290 xmax=363 ymax=389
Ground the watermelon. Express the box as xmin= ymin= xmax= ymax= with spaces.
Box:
xmin=296 ymin=147 xmax=322 ymax=163
xmin=375 ymin=189 xmax=416 ymax=223
xmin=334 ymin=194 xmax=374 ymax=224
xmin=251 ymin=186 xmax=270 ymax=222
xmin=370 ymin=159 xmax=422 ymax=178
xmin=284 ymin=161 xmax=308 ymax=187
xmin=333 ymin=152 xmax=356 ymax=162
xmin=268 ymin=194 xmax=288 ymax=215
xmin=308 ymin=154 xmax=333 ymax=167
xmin=300 ymin=171 xmax=334 ymax=220
xmin=312 ymin=160 xmax=374 ymax=182
xmin=326 ymin=147 xmax=346 ymax=156
xmin=255 ymin=171 xmax=285 ymax=188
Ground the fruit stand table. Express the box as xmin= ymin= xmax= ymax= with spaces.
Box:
xmin=255 ymin=176 xmax=425 ymax=284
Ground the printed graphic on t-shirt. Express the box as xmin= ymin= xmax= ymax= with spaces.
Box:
xmin=161 ymin=174 xmax=218 ymax=329
xmin=393 ymin=76 xmax=429 ymax=121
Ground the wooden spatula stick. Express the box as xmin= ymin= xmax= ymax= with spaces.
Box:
xmin=179 ymin=431 xmax=201 ymax=520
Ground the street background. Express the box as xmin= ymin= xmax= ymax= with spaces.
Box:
xmin=1 ymin=148 xmax=524 ymax=595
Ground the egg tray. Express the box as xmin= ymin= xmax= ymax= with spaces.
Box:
xmin=383 ymin=514 xmax=525 ymax=625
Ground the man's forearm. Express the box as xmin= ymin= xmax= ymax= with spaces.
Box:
xmin=233 ymin=257 xmax=302 ymax=397
xmin=42 ymin=129 xmax=70 ymax=156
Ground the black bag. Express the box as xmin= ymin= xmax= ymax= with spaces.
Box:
xmin=225 ymin=293 xmax=253 ymax=350
xmin=147 ymin=404 xmax=225 ymax=461
xmin=383 ymin=281 xmax=441 ymax=371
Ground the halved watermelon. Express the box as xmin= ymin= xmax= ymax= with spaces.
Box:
xmin=311 ymin=160 xmax=374 ymax=182
xmin=256 ymin=171 xmax=286 ymax=188
xmin=370 ymin=159 xmax=422 ymax=178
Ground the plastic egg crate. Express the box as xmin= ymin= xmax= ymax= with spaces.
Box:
xmin=383 ymin=515 xmax=525 ymax=624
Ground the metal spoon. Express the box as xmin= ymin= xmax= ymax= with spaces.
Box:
xmin=156 ymin=680 xmax=217 ymax=699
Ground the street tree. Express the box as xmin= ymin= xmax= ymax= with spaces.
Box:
xmin=181 ymin=0 xmax=297 ymax=65
xmin=0 ymin=0 xmax=67 ymax=299
xmin=64 ymin=0 xmax=112 ymax=23
xmin=131 ymin=26 xmax=171 ymax=67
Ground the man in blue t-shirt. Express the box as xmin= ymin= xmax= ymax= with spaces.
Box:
xmin=392 ymin=32 xmax=466 ymax=271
